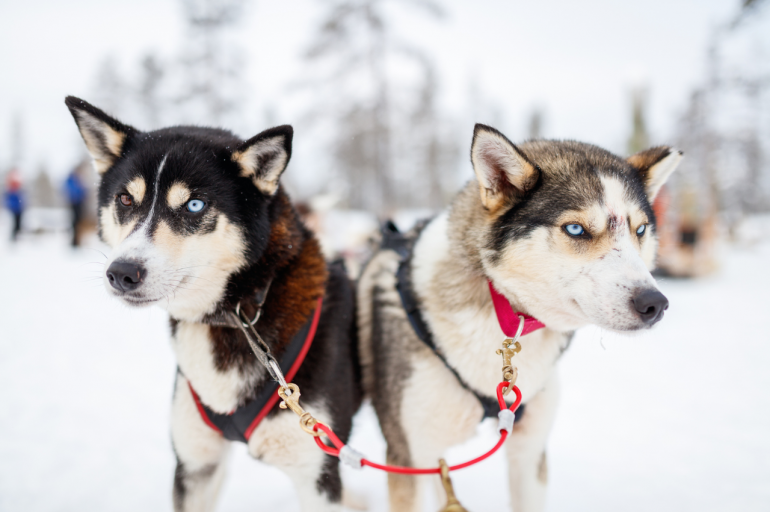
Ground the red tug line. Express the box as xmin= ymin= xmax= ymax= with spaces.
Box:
xmin=306 ymin=280 xmax=538 ymax=474
xmin=310 ymin=381 xmax=522 ymax=475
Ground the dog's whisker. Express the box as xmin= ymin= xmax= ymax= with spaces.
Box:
xmin=165 ymin=273 xmax=217 ymax=286
xmin=83 ymin=247 xmax=108 ymax=259
xmin=80 ymin=261 xmax=107 ymax=267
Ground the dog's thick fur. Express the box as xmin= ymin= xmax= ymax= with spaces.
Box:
xmin=358 ymin=124 xmax=681 ymax=511
xmin=66 ymin=97 xmax=361 ymax=511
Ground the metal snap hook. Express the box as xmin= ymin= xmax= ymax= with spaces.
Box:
xmin=235 ymin=301 xmax=261 ymax=327
xmin=506 ymin=314 xmax=525 ymax=346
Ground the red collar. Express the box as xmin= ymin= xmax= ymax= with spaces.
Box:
xmin=488 ymin=281 xmax=545 ymax=337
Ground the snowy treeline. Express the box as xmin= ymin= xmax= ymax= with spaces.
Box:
xmin=671 ymin=1 xmax=770 ymax=230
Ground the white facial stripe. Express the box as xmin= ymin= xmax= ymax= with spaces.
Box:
xmin=601 ymin=176 xmax=630 ymax=233
xmin=142 ymin=154 xmax=168 ymax=233
xmin=167 ymin=182 xmax=191 ymax=209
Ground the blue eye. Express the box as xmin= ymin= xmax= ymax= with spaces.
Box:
xmin=565 ymin=224 xmax=585 ymax=236
xmin=636 ymin=224 xmax=646 ymax=236
xmin=187 ymin=199 xmax=205 ymax=213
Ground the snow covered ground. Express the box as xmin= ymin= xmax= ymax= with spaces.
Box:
xmin=1 ymin=213 xmax=768 ymax=512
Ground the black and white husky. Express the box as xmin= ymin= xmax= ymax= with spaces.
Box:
xmin=358 ymin=124 xmax=682 ymax=511
xmin=65 ymin=97 xmax=361 ymax=511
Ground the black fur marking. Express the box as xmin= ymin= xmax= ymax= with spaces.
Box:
xmin=172 ymin=459 xmax=217 ymax=509
xmin=316 ymin=454 xmax=343 ymax=502
xmin=172 ymin=460 xmax=186 ymax=506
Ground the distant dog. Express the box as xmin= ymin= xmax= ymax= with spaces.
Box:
xmin=66 ymin=97 xmax=361 ymax=511
xmin=358 ymin=124 xmax=681 ymax=511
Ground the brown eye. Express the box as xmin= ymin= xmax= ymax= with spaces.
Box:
xmin=119 ymin=194 xmax=133 ymax=207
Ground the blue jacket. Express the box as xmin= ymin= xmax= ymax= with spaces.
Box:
xmin=64 ymin=173 xmax=85 ymax=204
xmin=4 ymin=190 xmax=23 ymax=214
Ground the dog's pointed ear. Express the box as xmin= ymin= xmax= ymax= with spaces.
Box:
xmin=471 ymin=124 xmax=539 ymax=212
xmin=232 ymin=125 xmax=293 ymax=196
xmin=65 ymin=96 xmax=137 ymax=174
xmin=627 ymin=146 xmax=683 ymax=202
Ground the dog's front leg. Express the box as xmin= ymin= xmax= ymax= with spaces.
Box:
xmin=171 ymin=374 xmax=231 ymax=512
xmin=385 ymin=366 xmax=483 ymax=512
xmin=506 ymin=372 xmax=560 ymax=512
xmin=249 ymin=406 xmax=343 ymax=511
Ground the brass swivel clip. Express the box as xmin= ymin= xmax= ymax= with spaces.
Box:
xmin=495 ymin=314 xmax=524 ymax=396
xmin=438 ymin=459 xmax=469 ymax=512
xmin=278 ymin=383 xmax=325 ymax=437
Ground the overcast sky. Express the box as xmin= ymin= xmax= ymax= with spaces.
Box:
xmin=0 ymin=0 xmax=746 ymax=182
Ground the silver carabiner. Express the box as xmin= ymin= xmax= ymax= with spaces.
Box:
xmin=234 ymin=301 xmax=261 ymax=327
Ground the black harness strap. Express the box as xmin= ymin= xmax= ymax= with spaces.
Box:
xmin=188 ymin=303 xmax=318 ymax=443
xmin=381 ymin=221 xmax=525 ymax=423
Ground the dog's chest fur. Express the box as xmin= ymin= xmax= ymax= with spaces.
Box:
xmin=411 ymin=213 xmax=570 ymax=403
xmin=171 ymin=321 xmax=263 ymax=413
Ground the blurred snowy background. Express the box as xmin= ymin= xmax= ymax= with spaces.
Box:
xmin=1 ymin=0 xmax=770 ymax=511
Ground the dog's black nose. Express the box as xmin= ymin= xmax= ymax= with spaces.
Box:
xmin=106 ymin=260 xmax=146 ymax=292
xmin=632 ymin=289 xmax=669 ymax=325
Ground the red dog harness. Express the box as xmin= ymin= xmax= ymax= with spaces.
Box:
xmin=188 ymin=296 xmax=323 ymax=443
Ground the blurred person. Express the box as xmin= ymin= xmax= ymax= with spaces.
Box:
xmin=4 ymin=169 xmax=24 ymax=242
xmin=64 ymin=166 xmax=86 ymax=247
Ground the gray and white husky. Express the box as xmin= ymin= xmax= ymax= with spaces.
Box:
xmin=357 ymin=124 xmax=681 ymax=511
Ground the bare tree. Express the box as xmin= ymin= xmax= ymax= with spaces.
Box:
xmin=626 ymin=87 xmax=650 ymax=155
xmin=137 ymin=54 xmax=165 ymax=129
xmin=176 ymin=0 xmax=248 ymax=127
xmin=407 ymin=53 xmax=459 ymax=209
xmin=10 ymin=112 xmax=23 ymax=168
xmin=528 ymin=109 xmax=544 ymax=140
xmin=302 ymin=0 xmax=451 ymax=215
xmin=672 ymin=0 xmax=770 ymax=230
xmin=29 ymin=166 xmax=58 ymax=208
xmin=92 ymin=56 xmax=128 ymax=118
xmin=87 ymin=0 xmax=250 ymax=130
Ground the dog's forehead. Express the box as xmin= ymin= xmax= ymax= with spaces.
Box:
xmin=116 ymin=133 xmax=236 ymax=191
xmin=522 ymin=140 xmax=648 ymax=210
xmin=522 ymin=141 xmax=624 ymax=178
